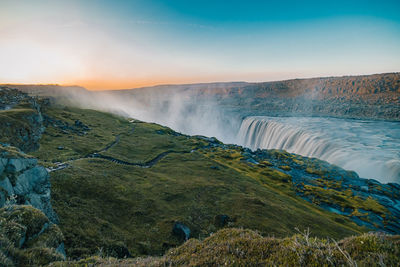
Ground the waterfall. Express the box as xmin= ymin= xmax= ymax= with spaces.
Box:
xmin=237 ymin=116 xmax=400 ymax=183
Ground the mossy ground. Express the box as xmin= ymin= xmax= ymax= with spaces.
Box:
xmin=0 ymin=108 xmax=37 ymax=145
xmin=28 ymin=105 xmax=368 ymax=259
xmin=0 ymin=205 xmax=64 ymax=267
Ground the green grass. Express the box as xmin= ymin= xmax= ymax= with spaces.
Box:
xmin=100 ymin=123 xmax=204 ymax=163
xmin=27 ymin=105 xmax=368 ymax=259
xmin=31 ymin=106 xmax=129 ymax=163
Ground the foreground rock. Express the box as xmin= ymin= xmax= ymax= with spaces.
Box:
xmin=0 ymin=144 xmax=58 ymax=223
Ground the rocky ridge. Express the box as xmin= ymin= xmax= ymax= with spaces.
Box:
xmin=0 ymin=87 xmax=46 ymax=152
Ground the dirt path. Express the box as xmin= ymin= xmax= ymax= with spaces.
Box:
xmin=88 ymin=150 xmax=177 ymax=168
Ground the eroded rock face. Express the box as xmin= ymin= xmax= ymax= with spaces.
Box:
xmin=0 ymin=145 xmax=58 ymax=223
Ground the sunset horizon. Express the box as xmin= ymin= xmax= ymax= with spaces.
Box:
xmin=2 ymin=70 xmax=399 ymax=91
xmin=1 ymin=0 xmax=400 ymax=90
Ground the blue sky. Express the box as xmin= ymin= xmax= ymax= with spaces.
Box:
xmin=1 ymin=0 xmax=399 ymax=89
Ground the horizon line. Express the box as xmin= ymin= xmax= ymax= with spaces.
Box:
xmin=1 ymin=71 xmax=399 ymax=91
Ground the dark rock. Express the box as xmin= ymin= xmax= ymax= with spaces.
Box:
xmin=172 ymin=222 xmax=190 ymax=241
xmin=74 ymin=119 xmax=83 ymax=127
xmin=214 ymin=214 xmax=231 ymax=227
xmin=105 ymin=242 xmax=131 ymax=258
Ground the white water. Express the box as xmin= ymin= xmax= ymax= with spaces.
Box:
xmin=237 ymin=116 xmax=400 ymax=183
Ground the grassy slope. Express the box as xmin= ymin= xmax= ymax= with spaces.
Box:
xmin=32 ymin=106 xmax=366 ymax=258
xmin=52 ymin=228 xmax=400 ymax=266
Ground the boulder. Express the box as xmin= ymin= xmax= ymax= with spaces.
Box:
xmin=172 ymin=222 xmax=191 ymax=241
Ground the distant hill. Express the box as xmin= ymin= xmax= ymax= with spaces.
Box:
xmin=3 ymin=72 xmax=400 ymax=121
xmin=113 ymin=72 xmax=400 ymax=121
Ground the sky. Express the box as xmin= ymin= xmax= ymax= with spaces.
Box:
xmin=0 ymin=0 xmax=400 ymax=90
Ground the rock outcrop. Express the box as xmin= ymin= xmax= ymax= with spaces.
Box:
xmin=0 ymin=144 xmax=58 ymax=223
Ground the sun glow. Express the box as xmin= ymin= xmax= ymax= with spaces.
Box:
xmin=1 ymin=0 xmax=399 ymax=90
